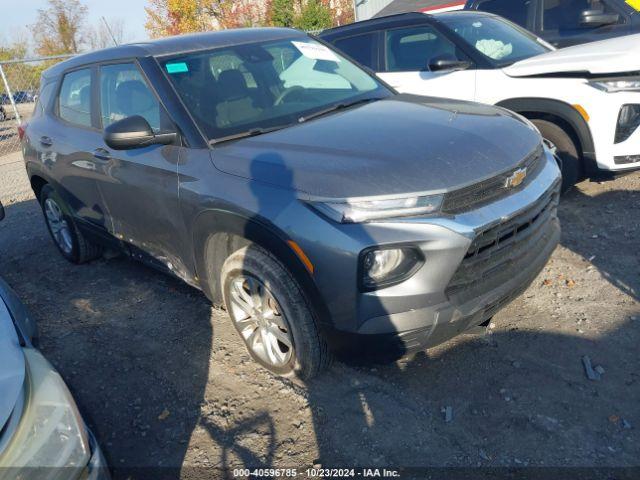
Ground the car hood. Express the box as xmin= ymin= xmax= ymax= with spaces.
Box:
xmin=210 ymin=94 xmax=541 ymax=199
xmin=504 ymin=34 xmax=640 ymax=77
xmin=0 ymin=297 xmax=25 ymax=434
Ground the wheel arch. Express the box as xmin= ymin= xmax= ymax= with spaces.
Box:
xmin=29 ymin=174 xmax=49 ymax=201
xmin=192 ymin=209 xmax=331 ymax=325
xmin=496 ymin=97 xmax=596 ymax=169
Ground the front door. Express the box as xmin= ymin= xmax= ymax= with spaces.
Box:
xmin=376 ymin=25 xmax=477 ymax=101
xmin=92 ymin=61 xmax=186 ymax=275
xmin=539 ymin=0 xmax=630 ymax=47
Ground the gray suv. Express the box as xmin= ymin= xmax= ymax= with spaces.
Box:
xmin=22 ymin=28 xmax=561 ymax=379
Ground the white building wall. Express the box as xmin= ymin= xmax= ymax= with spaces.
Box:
xmin=354 ymin=0 xmax=394 ymax=20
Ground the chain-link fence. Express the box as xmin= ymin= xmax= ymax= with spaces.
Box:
xmin=0 ymin=54 xmax=73 ymax=159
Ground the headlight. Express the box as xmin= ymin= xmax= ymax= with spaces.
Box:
xmin=589 ymin=78 xmax=640 ymax=93
xmin=360 ymin=246 xmax=424 ymax=291
xmin=0 ymin=349 xmax=90 ymax=476
xmin=310 ymin=194 xmax=443 ymax=223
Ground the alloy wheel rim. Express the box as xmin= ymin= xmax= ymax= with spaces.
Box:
xmin=228 ymin=275 xmax=293 ymax=368
xmin=44 ymin=198 xmax=73 ymax=255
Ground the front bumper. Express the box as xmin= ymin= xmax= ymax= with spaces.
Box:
xmin=325 ymin=150 xmax=561 ymax=353
xmin=587 ymin=91 xmax=640 ymax=172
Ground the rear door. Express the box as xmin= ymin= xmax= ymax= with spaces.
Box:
xmin=92 ymin=60 xmax=186 ymax=273
xmin=377 ymin=24 xmax=476 ymax=101
xmin=35 ymin=67 xmax=111 ymax=231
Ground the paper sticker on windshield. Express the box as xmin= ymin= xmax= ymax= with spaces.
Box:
xmin=626 ymin=0 xmax=640 ymax=11
xmin=292 ymin=41 xmax=340 ymax=62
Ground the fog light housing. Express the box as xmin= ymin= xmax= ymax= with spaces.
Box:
xmin=615 ymin=104 xmax=640 ymax=144
xmin=360 ymin=246 xmax=424 ymax=291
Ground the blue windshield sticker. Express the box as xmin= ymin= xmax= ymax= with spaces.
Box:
xmin=165 ymin=62 xmax=189 ymax=74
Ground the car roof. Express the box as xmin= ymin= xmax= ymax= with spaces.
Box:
xmin=43 ymin=27 xmax=306 ymax=80
xmin=319 ymin=10 xmax=494 ymax=39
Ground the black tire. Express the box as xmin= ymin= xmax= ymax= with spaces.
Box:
xmin=531 ymin=119 xmax=582 ymax=193
xmin=40 ymin=185 xmax=102 ymax=264
xmin=0 ymin=108 xmax=5 ymax=122
xmin=221 ymin=245 xmax=331 ymax=379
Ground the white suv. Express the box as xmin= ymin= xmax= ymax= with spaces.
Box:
xmin=321 ymin=11 xmax=640 ymax=191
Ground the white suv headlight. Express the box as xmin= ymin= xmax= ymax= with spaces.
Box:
xmin=310 ymin=194 xmax=443 ymax=223
xmin=0 ymin=349 xmax=90 ymax=476
xmin=589 ymin=78 xmax=640 ymax=93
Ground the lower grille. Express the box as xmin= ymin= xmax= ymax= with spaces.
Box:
xmin=442 ymin=145 xmax=545 ymax=214
xmin=446 ymin=185 xmax=560 ymax=305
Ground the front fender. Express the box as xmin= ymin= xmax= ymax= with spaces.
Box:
xmin=191 ymin=208 xmax=331 ymax=325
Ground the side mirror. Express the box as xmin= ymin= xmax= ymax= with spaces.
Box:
xmin=0 ymin=200 xmax=5 ymax=221
xmin=580 ymin=9 xmax=619 ymax=27
xmin=104 ymin=115 xmax=176 ymax=150
xmin=428 ymin=57 xmax=472 ymax=72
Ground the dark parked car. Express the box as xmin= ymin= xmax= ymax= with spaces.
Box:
xmin=13 ymin=90 xmax=35 ymax=103
xmin=0 ymin=93 xmax=10 ymax=105
xmin=22 ymin=28 xmax=561 ymax=378
xmin=0 ymin=200 xmax=109 ymax=478
xmin=465 ymin=0 xmax=640 ymax=47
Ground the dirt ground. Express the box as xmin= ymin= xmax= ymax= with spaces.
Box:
xmin=0 ymin=155 xmax=638 ymax=479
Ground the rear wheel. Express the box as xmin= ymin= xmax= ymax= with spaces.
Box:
xmin=40 ymin=185 xmax=102 ymax=264
xmin=221 ymin=245 xmax=331 ymax=379
xmin=531 ymin=119 xmax=582 ymax=193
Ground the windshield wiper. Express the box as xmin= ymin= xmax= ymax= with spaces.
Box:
xmin=298 ymin=97 xmax=380 ymax=123
xmin=210 ymin=125 xmax=288 ymax=146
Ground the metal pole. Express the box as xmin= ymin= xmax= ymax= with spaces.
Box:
xmin=0 ymin=64 xmax=21 ymax=125
xmin=353 ymin=0 xmax=358 ymax=21
xmin=101 ymin=16 xmax=119 ymax=46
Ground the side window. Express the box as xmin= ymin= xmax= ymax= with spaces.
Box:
xmin=333 ymin=33 xmax=377 ymax=69
xmin=58 ymin=69 xmax=92 ymax=127
xmin=385 ymin=26 xmax=461 ymax=72
xmin=99 ymin=63 xmax=162 ymax=132
xmin=542 ymin=0 xmax=623 ymax=31
xmin=475 ymin=0 xmax=533 ymax=27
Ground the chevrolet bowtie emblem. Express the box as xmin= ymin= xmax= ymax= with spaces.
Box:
xmin=506 ymin=168 xmax=527 ymax=188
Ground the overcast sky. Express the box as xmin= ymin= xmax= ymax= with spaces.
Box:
xmin=4 ymin=0 xmax=150 ymax=49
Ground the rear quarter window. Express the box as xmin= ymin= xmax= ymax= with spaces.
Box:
xmin=32 ymin=81 xmax=55 ymax=118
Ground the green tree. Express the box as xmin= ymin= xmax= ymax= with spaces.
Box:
xmin=270 ymin=0 xmax=295 ymax=27
xmin=293 ymin=0 xmax=332 ymax=31
xmin=32 ymin=0 xmax=88 ymax=55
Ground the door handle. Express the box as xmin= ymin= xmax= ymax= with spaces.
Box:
xmin=92 ymin=148 xmax=111 ymax=162
xmin=40 ymin=136 xmax=53 ymax=147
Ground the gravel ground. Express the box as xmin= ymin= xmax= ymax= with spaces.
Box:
xmin=0 ymin=156 xmax=638 ymax=479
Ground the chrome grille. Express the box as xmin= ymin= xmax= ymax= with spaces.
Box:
xmin=442 ymin=145 xmax=546 ymax=215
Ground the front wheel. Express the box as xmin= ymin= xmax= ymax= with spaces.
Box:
xmin=221 ymin=245 xmax=331 ymax=379
xmin=531 ymin=119 xmax=582 ymax=193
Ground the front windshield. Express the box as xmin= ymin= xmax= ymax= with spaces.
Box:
xmin=160 ymin=37 xmax=389 ymax=141
xmin=441 ymin=15 xmax=551 ymax=67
